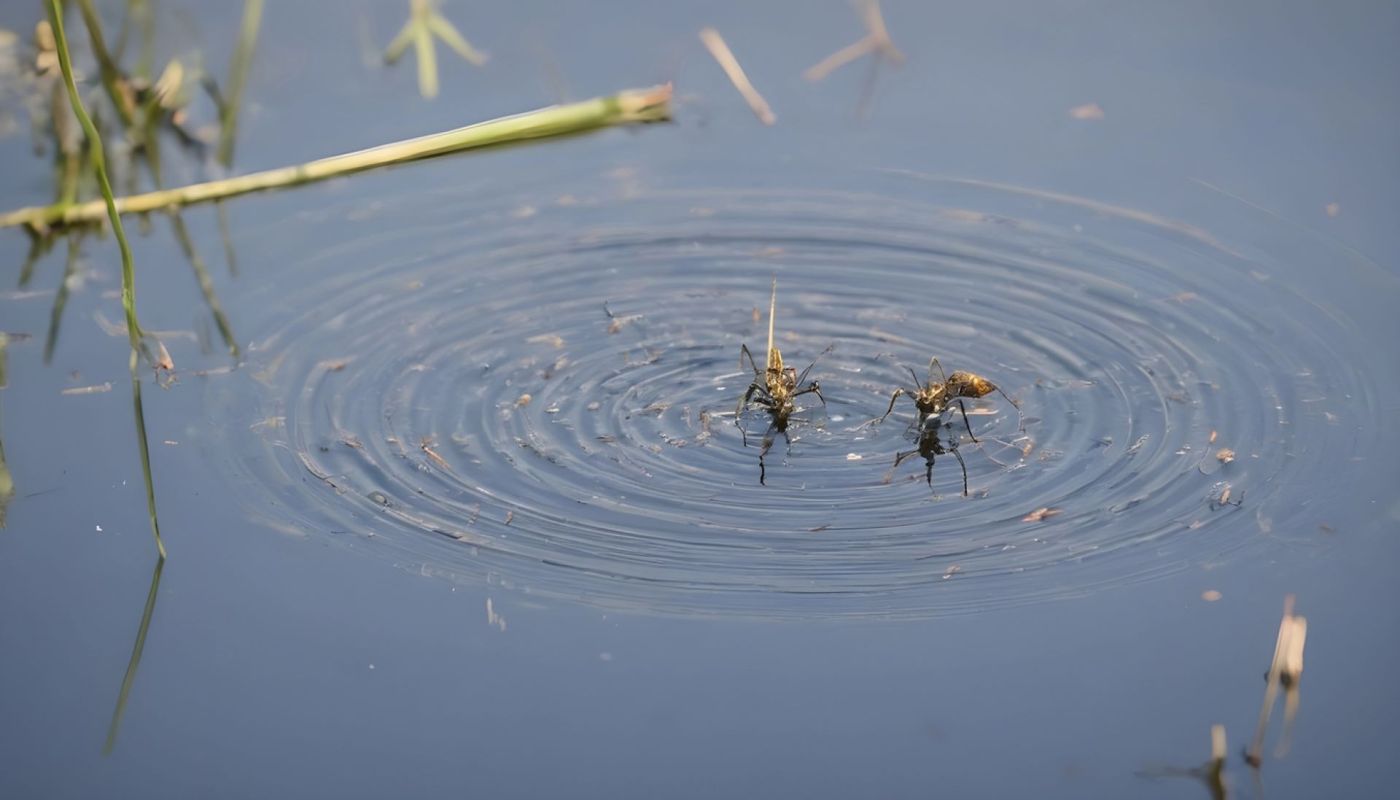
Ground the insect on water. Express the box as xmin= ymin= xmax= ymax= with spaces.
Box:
xmin=873 ymin=356 xmax=1019 ymax=496
xmin=735 ymin=278 xmax=832 ymax=484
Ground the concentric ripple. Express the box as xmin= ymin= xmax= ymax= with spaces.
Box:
xmin=211 ymin=171 xmax=1385 ymax=618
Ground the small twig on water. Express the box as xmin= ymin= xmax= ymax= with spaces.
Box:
xmin=1246 ymin=595 xmax=1308 ymax=768
xmin=698 ymin=27 xmax=776 ymax=125
xmin=384 ymin=0 xmax=487 ymax=99
xmin=804 ymin=0 xmax=904 ymax=82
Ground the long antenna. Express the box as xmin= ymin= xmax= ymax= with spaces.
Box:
xmin=766 ymin=277 xmax=778 ymax=371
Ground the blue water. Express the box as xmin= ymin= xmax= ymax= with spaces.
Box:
xmin=1 ymin=1 xmax=1397 ymax=797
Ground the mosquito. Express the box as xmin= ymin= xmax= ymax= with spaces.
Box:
xmin=735 ymin=278 xmax=831 ymax=483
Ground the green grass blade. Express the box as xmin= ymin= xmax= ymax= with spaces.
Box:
xmin=127 ymin=352 xmax=165 ymax=559
xmin=168 ymin=213 xmax=240 ymax=357
xmin=48 ymin=0 xmax=165 ymax=558
xmin=217 ymin=202 xmax=238 ymax=277
xmin=0 ymin=85 xmax=673 ymax=229
xmin=218 ymin=0 xmax=264 ymax=169
xmin=102 ymin=553 xmax=164 ymax=754
xmin=75 ymin=0 xmax=135 ymax=127
xmin=43 ymin=232 xmax=83 ymax=363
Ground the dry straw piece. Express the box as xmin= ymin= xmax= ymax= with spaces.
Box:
xmin=699 ymin=27 xmax=776 ymax=125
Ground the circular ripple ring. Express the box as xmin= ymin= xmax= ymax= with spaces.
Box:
xmin=214 ymin=176 xmax=1376 ymax=618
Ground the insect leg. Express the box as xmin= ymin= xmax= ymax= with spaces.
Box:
xmin=735 ymin=384 xmax=764 ymax=446
xmin=907 ymin=366 xmax=923 ymax=390
xmin=739 ymin=344 xmax=762 ymax=376
xmin=992 ymin=383 xmax=1025 ymax=432
xmin=794 ymin=344 xmax=835 ymax=388
xmin=794 ymin=381 xmax=826 ymax=407
xmin=955 ymin=398 xmax=979 ymax=443
xmin=873 ymin=388 xmax=905 ymax=425
xmin=757 ymin=419 xmax=780 ymax=486
xmin=950 ymin=444 xmax=969 ymax=496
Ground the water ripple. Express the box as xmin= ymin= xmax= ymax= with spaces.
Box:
xmin=210 ymin=173 xmax=1383 ymax=617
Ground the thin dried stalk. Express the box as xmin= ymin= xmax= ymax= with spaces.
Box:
xmin=698 ymin=27 xmax=775 ymax=125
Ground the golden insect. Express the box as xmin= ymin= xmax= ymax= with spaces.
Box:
xmin=873 ymin=356 xmax=1015 ymax=441
xmin=735 ymin=279 xmax=831 ymax=484
xmin=874 ymin=356 xmax=1019 ymax=496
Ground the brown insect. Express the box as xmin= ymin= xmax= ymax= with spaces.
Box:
xmin=873 ymin=356 xmax=1015 ymax=443
xmin=874 ymin=356 xmax=1018 ymax=496
xmin=735 ymin=279 xmax=831 ymax=483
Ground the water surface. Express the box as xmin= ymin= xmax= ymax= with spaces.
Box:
xmin=1 ymin=1 xmax=1397 ymax=798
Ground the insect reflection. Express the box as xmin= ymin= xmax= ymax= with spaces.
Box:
xmin=889 ymin=415 xmax=969 ymax=496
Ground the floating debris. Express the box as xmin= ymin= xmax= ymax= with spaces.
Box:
xmin=1247 ymin=595 xmax=1308 ymax=766
xmin=698 ymin=27 xmax=776 ymax=125
xmin=540 ymin=355 xmax=569 ymax=380
xmin=1135 ymin=723 xmax=1228 ymax=798
xmin=1069 ymin=102 xmax=1105 ymax=120
xmin=804 ymin=0 xmax=904 ymax=82
xmin=1210 ymin=482 xmax=1243 ymax=510
xmin=420 ymin=436 xmax=451 ymax=471
xmin=603 ymin=302 xmax=643 ymax=334
xmin=61 ymin=382 xmax=112 ymax=395
xmin=1022 ymin=507 xmax=1062 ymax=523
xmin=526 ymin=333 xmax=565 ymax=349
xmin=383 ymin=0 xmax=488 ymax=99
xmin=1202 ymin=589 xmax=1222 ymax=602
xmin=485 ymin=597 xmax=507 ymax=632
